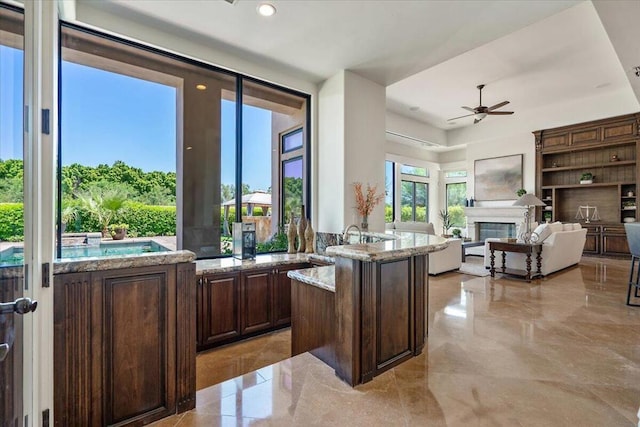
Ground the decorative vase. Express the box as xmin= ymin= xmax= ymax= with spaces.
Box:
xmin=304 ymin=220 xmax=314 ymax=253
xmin=297 ymin=206 xmax=306 ymax=253
xmin=287 ymin=215 xmax=297 ymax=254
xmin=361 ymin=215 xmax=368 ymax=232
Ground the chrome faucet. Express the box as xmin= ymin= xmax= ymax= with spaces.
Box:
xmin=342 ymin=224 xmax=362 ymax=244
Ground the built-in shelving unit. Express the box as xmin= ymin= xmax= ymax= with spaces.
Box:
xmin=534 ymin=112 xmax=640 ymax=256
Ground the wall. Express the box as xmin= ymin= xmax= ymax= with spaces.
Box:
xmin=317 ymin=71 xmax=386 ymax=233
xmin=317 ymin=72 xmax=346 ymax=232
xmin=344 ymin=71 xmax=386 ymax=231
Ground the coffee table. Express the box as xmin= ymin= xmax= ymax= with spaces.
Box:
xmin=489 ymin=240 xmax=543 ymax=282
xmin=461 ymin=240 xmax=485 ymax=262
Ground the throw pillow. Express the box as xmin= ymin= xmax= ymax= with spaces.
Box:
xmin=532 ymin=223 xmax=552 ymax=242
xmin=549 ymin=222 xmax=564 ymax=233
xmin=572 ymin=223 xmax=582 ymax=230
xmin=562 ymin=223 xmax=574 ymax=231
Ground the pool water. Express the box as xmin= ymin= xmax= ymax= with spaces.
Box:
xmin=0 ymin=241 xmax=170 ymax=267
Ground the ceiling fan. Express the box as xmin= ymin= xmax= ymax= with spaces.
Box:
xmin=448 ymin=84 xmax=514 ymax=124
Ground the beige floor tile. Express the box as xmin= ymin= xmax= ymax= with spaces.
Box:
xmin=152 ymin=256 xmax=639 ymax=427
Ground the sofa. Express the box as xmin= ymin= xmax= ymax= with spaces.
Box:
xmin=386 ymin=221 xmax=462 ymax=275
xmin=483 ymin=222 xmax=587 ymax=276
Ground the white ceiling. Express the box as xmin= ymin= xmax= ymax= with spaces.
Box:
xmin=78 ymin=0 xmax=639 ymax=137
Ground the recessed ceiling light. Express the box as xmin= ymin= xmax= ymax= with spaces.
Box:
xmin=186 ymin=146 xmax=193 ymax=150
xmin=257 ymin=3 xmax=276 ymax=17
xmin=196 ymin=84 xmax=207 ymax=91
xmin=409 ymin=106 xmax=420 ymax=112
xmin=448 ymin=122 xmax=456 ymax=125
xmin=595 ymin=82 xmax=610 ymax=89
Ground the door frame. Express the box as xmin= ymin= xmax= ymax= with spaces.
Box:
xmin=21 ymin=0 xmax=58 ymax=424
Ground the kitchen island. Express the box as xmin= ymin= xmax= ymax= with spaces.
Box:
xmin=289 ymin=231 xmax=448 ymax=386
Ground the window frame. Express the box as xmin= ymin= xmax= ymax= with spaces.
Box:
xmin=57 ymin=21 xmax=312 ymax=259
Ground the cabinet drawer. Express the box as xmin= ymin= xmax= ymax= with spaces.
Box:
xmin=602 ymin=225 xmax=625 ymax=234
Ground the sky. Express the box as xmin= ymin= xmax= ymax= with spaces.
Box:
xmin=1 ymin=45 xmax=272 ymax=191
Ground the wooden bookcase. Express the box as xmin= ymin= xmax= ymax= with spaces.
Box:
xmin=534 ymin=112 xmax=640 ymax=256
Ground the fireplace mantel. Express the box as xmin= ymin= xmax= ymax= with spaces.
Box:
xmin=464 ymin=206 xmax=526 ymax=240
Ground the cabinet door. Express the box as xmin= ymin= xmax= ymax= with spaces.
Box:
xmin=93 ymin=265 xmax=177 ymax=426
xmin=602 ymin=226 xmax=630 ymax=256
xmin=199 ymin=272 xmax=240 ymax=348
xmin=241 ymin=269 xmax=273 ymax=334
xmin=272 ymin=264 xmax=309 ymax=327
xmin=582 ymin=225 xmax=600 ymax=255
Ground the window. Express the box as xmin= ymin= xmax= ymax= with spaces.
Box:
xmin=241 ymin=80 xmax=308 ymax=253
xmin=400 ymin=164 xmax=429 ymax=177
xmin=59 ymin=24 xmax=310 ymax=259
xmin=281 ymin=128 xmax=304 ymax=224
xmin=445 ymin=170 xmax=467 ymax=178
xmin=401 ymin=180 xmax=428 ymax=222
xmin=0 ymin=6 xmax=24 ymax=264
xmin=385 ymin=161 xmax=394 ymax=222
xmin=446 ymin=182 xmax=467 ymax=227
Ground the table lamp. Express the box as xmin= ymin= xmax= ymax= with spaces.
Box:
xmin=513 ymin=193 xmax=546 ymax=243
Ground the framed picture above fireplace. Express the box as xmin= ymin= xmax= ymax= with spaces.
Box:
xmin=474 ymin=154 xmax=523 ymax=201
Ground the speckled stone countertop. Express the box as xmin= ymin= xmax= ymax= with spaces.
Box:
xmin=196 ymin=253 xmax=334 ymax=275
xmin=287 ymin=266 xmax=335 ymax=292
xmin=53 ymin=250 xmax=196 ymax=274
xmin=325 ymin=231 xmax=449 ymax=262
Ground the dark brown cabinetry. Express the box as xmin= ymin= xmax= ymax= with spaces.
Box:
xmin=241 ymin=268 xmax=273 ymax=334
xmin=53 ymin=263 xmax=196 ymax=426
xmin=197 ymin=262 xmax=310 ymax=351
xmin=198 ymin=272 xmax=241 ymax=348
xmin=535 ymin=113 xmax=639 ymax=256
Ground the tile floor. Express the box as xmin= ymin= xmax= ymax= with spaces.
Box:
xmin=155 ymin=256 xmax=640 ymax=426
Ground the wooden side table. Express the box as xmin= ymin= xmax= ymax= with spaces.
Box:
xmin=489 ymin=241 xmax=543 ymax=282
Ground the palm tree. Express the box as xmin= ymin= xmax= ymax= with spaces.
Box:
xmin=77 ymin=187 xmax=127 ymax=237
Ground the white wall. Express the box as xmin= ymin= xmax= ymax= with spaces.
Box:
xmin=317 ymin=70 xmax=386 ymax=233
xmin=386 ymin=110 xmax=447 ymax=146
xmin=317 ymin=72 xmax=346 ymax=232
xmin=344 ymin=71 xmax=386 ymax=231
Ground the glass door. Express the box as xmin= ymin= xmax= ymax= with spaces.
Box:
xmin=0 ymin=5 xmax=31 ymax=425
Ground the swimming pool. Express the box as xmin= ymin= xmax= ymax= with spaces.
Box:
xmin=0 ymin=241 xmax=170 ymax=267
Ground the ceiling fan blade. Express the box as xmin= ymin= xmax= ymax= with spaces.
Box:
xmin=486 ymin=111 xmax=514 ymax=115
xmin=487 ymin=101 xmax=509 ymax=111
xmin=462 ymin=106 xmax=476 ymax=112
xmin=448 ymin=113 xmax=476 ymax=121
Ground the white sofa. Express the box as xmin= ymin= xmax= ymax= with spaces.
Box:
xmin=483 ymin=222 xmax=587 ymax=276
xmin=386 ymin=221 xmax=462 ymax=275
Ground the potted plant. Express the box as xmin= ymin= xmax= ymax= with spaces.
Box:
xmin=543 ymin=212 xmax=552 ymax=223
xmin=516 ymin=188 xmax=527 ymax=197
xmin=108 ymin=223 xmax=128 ymax=240
xmin=451 ymin=228 xmax=462 ymax=238
xmin=439 ymin=209 xmax=452 ymax=236
xmin=580 ymin=172 xmax=593 ymax=184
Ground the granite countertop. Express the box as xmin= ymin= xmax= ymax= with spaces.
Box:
xmin=197 ymin=253 xmax=316 ymax=275
xmin=325 ymin=231 xmax=449 ymax=262
xmin=53 ymin=250 xmax=196 ymax=274
xmin=287 ymin=265 xmax=335 ymax=292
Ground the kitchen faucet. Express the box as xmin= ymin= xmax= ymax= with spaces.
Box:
xmin=342 ymin=224 xmax=362 ymax=244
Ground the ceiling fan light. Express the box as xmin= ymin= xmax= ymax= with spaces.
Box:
xmin=474 ymin=112 xmax=487 ymax=120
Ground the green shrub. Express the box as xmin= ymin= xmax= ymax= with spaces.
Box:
xmin=0 ymin=203 xmax=24 ymax=241
xmin=116 ymin=202 xmax=176 ymax=236
xmin=385 ymin=205 xmax=393 ymax=223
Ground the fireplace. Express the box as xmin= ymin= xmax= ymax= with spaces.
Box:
xmin=477 ymin=222 xmax=516 ymax=240
xmin=464 ymin=206 xmax=525 ymax=241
